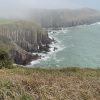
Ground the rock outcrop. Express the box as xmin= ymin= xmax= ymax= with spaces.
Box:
xmin=0 ymin=20 xmax=51 ymax=65
xmin=31 ymin=8 xmax=100 ymax=28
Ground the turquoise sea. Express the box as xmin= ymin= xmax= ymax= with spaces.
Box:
xmin=30 ymin=22 xmax=100 ymax=68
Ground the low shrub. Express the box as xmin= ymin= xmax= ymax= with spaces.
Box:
xmin=0 ymin=49 xmax=12 ymax=69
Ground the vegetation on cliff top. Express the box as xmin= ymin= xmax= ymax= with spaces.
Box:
xmin=0 ymin=66 xmax=100 ymax=100
xmin=0 ymin=19 xmax=51 ymax=65
xmin=0 ymin=49 xmax=12 ymax=69
xmin=0 ymin=19 xmax=15 ymax=24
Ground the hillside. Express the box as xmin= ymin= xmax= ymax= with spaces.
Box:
xmin=0 ymin=20 xmax=51 ymax=65
xmin=31 ymin=8 xmax=100 ymax=28
xmin=0 ymin=67 xmax=100 ymax=100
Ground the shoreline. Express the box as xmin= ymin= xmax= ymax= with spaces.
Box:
xmin=47 ymin=21 xmax=100 ymax=30
xmin=28 ymin=31 xmax=63 ymax=67
xmin=28 ymin=21 xmax=100 ymax=67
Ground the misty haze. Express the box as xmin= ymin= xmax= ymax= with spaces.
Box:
xmin=0 ymin=0 xmax=100 ymax=100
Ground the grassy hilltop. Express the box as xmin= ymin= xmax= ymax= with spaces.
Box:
xmin=0 ymin=66 xmax=100 ymax=100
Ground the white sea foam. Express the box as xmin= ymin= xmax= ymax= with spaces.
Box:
xmin=96 ymin=22 xmax=100 ymax=25
xmin=28 ymin=29 xmax=66 ymax=67
xmin=67 ymin=22 xmax=100 ymax=29
xmin=29 ymin=52 xmax=50 ymax=66
xmin=90 ymin=22 xmax=100 ymax=25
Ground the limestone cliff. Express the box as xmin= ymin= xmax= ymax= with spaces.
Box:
xmin=0 ymin=20 xmax=51 ymax=65
xmin=31 ymin=8 xmax=100 ymax=28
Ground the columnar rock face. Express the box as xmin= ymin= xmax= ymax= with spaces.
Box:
xmin=0 ymin=20 xmax=51 ymax=65
xmin=31 ymin=8 xmax=100 ymax=28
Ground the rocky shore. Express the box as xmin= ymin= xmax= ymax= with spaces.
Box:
xmin=0 ymin=20 xmax=52 ymax=65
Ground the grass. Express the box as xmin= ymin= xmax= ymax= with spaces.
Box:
xmin=0 ymin=19 xmax=15 ymax=24
xmin=0 ymin=66 xmax=100 ymax=100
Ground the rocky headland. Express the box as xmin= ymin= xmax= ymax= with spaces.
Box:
xmin=1 ymin=8 xmax=100 ymax=65
xmin=31 ymin=8 xmax=100 ymax=29
xmin=0 ymin=20 xmax=52 ymax=65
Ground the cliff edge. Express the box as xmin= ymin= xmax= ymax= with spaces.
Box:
xmin=0 ymin=20 xmax=51 ymax=65
xmin=31 ymin=8 xmax=100 ymax=28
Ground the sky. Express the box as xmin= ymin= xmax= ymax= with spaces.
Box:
xmin=0 ymin=0 xmax=100 ymax=9
xmin=0 ymin=0 xmax=100 ymax=18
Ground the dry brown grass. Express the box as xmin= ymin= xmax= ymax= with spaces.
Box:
xmin=0 ymin=66 xmax=100 ymax=100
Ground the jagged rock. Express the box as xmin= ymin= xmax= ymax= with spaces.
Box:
xmin=38 ymin=44 xmax=50 ymax=53
xmin=53 ymin=47 xmax=58 ymax=51
xmin=0 ymin=20 xmax=51 ymax=65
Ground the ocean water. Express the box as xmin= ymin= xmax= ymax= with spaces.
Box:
xmin=29 ymin=22 xmax=100 ymax=68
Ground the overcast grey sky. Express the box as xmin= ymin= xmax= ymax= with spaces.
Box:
xmin=0 ymin=0 xmax=100 ymax=18
xmin=0 ymin=0 xmax=100 ymax=9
